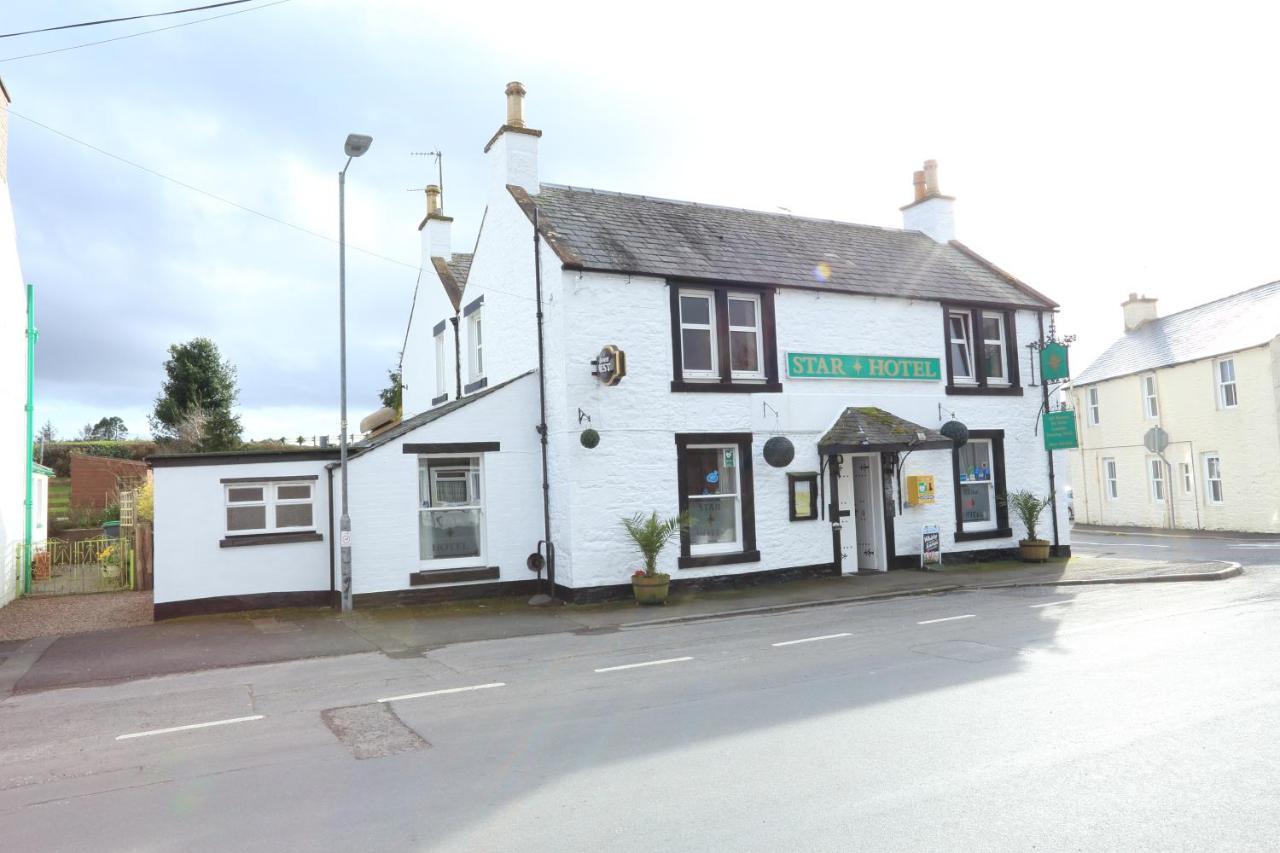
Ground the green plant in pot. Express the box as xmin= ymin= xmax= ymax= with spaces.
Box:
xmin=1007 ymin=490 xmax=1053 ymax=562
xmin=622 ymin=511 xmax=683 ymax=605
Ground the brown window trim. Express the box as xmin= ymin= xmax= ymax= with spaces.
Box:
xmin=788 ymin=472 xmax=819 ymax=521
xmin=669 ymin=283 xmax=779 ymax=392
xmin=220 ymin=531 xmax=323 ymax=548
xmin=675 ymin=432 xmax=758 ymax=569
xmin=941 ymin=305 xmax=1022 ymax=396
xmin=951 ymin=428 xmax=1009 ymax=538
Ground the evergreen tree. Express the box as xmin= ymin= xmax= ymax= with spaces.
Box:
xmin=150 ymin=338 xmax=243 ymax=451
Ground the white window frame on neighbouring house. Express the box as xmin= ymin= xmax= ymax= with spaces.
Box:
xmin=434 ymin=329 xmax=446 ymax=398
xmin=1203 ymin=454 xmax=1224 ymax=505
xmin=1087 ymin=387 xmax=1100 ymax=426
xmin=980 ymin=311 xmax=1009 ymax=386
xmin=1103 ymin=457 xmax=1118 ymax=500
xmin=678 ymin=290 xmax=718 ymax=380
xmin=1180 ymin=462 xmax=1193 ymax=495
xmin=224 ymin=481 xmax=315 ymax=536
xmin=1147 ymin=457 xmax=1165 ymax=503
xmin=1215 ymin=358 xmax=1238 ymax=409
xmin=467 ymin=310 xmax=484 ymax=383
xmin=947 ymin=310 xmax=975 ymax=384
xmin=727 ymin=293 xmax=765 ymax=380
xmin=417 ymin=455 xmax=486 ymax=565
xmin=1142 ymin=374 xmax=1159 ymax=420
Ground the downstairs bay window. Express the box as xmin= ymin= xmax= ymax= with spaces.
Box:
xmin=418 ymin=456 xmax=484 ymax=562
xmin=675 ymin=433 xmax=758 ymax=568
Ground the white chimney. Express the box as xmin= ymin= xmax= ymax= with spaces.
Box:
xmin=900 ymin=159 xmax=955 ymax=243
xmin=485 ymin=81 xmax=540 ymax=196
xmin=419 ymin=183 xmax=452 ymax=263
xmin=1121 ymin=292 xmax=1159 ymax=331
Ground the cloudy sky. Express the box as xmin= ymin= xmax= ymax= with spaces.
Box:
xmin=5 ymin=1 xmax=1279 ymax=441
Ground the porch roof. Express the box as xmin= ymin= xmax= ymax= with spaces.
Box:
xmin=818 ymin=407 xmax=952 ymax=455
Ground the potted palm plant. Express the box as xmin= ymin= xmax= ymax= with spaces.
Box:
xmin=621 ymin=511 xmax=683 ymax=605
xmin=1007 ymin=490 xmax=1053 ymax=562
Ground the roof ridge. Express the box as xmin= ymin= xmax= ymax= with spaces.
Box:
xmin=1136 ymin=279 xmax=1280 ymax=328
xmin=537 ymin=182 xmax=918 ymax=238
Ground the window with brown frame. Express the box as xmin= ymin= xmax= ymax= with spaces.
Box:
xmin=669 ymin=283 xmax=781 ymax=393
xmin=951 ymin=429 xmax=1012 ymax=541
xmin=675 ymin=433 xmax=759 ymax=567
xmin=941 ymin=305 xmax=1022 ymax=396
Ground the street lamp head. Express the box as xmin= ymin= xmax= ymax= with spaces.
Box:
xmin=344 ymin=134 xmax=373 ymax=158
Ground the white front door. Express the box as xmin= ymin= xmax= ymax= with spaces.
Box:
xmin=852 ymin=454 xmax=884 ymax=572
xmin=836 ymin=455 xmax=856 ymax=573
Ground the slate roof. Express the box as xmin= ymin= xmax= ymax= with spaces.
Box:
xmin=818 ymin=407 xmax=952 ymax=454
xmin=429 ymin=253 xmax=472 ymax=312
xmin=1074 ymin=281 xmax=1280 ymax=385
xmin=509 ymin=183 xmax=1056 ymax=309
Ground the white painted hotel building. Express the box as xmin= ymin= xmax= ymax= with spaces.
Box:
xmin=151 ymin=84 xmax=1070 ymax=617
xmin=1068 ymin=284 xmax=1280 ymax=533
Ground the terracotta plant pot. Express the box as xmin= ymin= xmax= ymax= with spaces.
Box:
xmin=1019 ymin=539 xmax=1051 ymax=563
xmin=631 ymin=573 xmax=671 ymax=605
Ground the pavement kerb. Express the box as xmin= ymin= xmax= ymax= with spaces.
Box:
xmin=620 ymin=562 xmax=1244 ymax=629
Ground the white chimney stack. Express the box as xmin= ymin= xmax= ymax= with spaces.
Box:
xmin=1121 ymin=292 xmax=1159 ymax=331
xmin=419 ymin=183 xmax=452 ymax=264
xmin=485 ymin=81 xmax=540 ymax=196
xmin=900 ymin=159 xmax=955 ymax=243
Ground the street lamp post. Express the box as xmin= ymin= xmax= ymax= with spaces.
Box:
xmin=338 ymin=133 xmax=372 ymax=613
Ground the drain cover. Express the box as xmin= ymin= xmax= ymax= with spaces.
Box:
xmin=321 ymin=703 xmax=429 ymax=760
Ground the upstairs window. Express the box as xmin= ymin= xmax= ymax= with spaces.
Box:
xmin=434 ymin=328 xmax=447 ymax=399
xmin=670 ymin=285 xmax=779 ymax=392
xmin=1142 ymin=375 xmax=1159 ymax=419
xmin=1216 ymin=358 xmax=1238 ymax=408
xmin=1087 ymin=387 xmax=1100 ymax=425
xmin=467 ymin=311 xmax=483 ymax=382
xmin=943 ymin=306 xmax=1020 ymax=395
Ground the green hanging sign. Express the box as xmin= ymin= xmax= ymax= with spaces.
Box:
xmin=1040 ymin=341 xmax=1070 ymax=381
xmin=1042 ymin=410 xmax=1079 ymax=450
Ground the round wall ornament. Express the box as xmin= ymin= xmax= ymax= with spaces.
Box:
xmin=940 ymin=420 xmax=969 ymax=447
xmin=763 ymin=436 xmax=795 ymax=468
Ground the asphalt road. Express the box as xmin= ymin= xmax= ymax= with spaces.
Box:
xmin=1070 ymin=525 xmax=1280 ymax=567
xmin=2 ymin=543 xmax=1278 ymax=852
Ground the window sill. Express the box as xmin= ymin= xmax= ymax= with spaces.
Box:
xmin=946 ymin=385 xmax=1023 ymax=397
xmin=431 ymin=393 xmax=449 ymax=406
xmin=953 ymin=527 xmax=1013 ymax=543
xmin=678 ymin=549 xmax=761 ymax=569
xmin=410 ymin=566 xmax=500 ymax=586
xmin=464 ymin=377 xmax=488 ymax=394
xmin=220 ymin=531 xmax=322 ymax=548
xmin=671 ymin=380 xmax=782 ymax=394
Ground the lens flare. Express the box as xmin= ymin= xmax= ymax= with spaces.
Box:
xmin=812 ymin=261 xmax=832 ymax=282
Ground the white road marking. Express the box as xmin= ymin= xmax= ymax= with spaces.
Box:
xmin=772 ymin=633 xmax=852 ymax=647
xmin=917 ymin=614 xmax=976 ymax=625
xmin=1228 ymin=542 xmax=1280 ymax=549
xmin=594 ymin=656 xmax=693 ymax=673
xmin=1030 ymin=600 xmax=1074 ymax=609
xmin=116 ymin=715 xmax=264 ymax=741
xmin=378 ymin=683 xmax=505 ymax=703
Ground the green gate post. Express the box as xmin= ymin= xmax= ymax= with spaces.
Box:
xmin=23 ymin=283 xmax=37 ymax=596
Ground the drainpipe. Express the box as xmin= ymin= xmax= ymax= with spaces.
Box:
xmin=23 ymin=283 xmax=37 ymax=595
xmin=532 ymin=205 xmax=556 ymax=596
xmin=451 ymin=315 xmax=461 ymax=400
xmin=1037 ymin=312 xmax=1061 ymax=554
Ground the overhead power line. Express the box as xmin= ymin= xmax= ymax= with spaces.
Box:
xmin=0 ymin=1 xmax=260 ymax=39
xmin=7 ymin=108 xmax=419 ymax=271
xmin=0 ymin=0 xmax=295 ymax=63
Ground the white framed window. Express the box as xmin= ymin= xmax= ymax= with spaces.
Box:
xmin=679 ymin=291 xmax=717 ymax=379
xmin=981 ymin=312 xmax=1009 ymax=385
xmin=434 ymin=330 xmax=446 ymax=398
xmin=948 ymin=311 xmax=975 ymax=383
xmin=1142 ymin=374 xmax=1159 ymax=420
xmin=1180 ymin=462 xmax=1193 ymax=495
xmin=1148 ymin=457 xmax=1165 ymax=503
xmin=957 ymin=439 xmax=997 ymax=531
xmin=1103 ymin=457 xmax=1118 ymax=500
xmin=418 ymin=456 xmax=484 ymax=562
xmin=727 ymin=294 xmax=764 ymax=379
xmin=684 ymin=444 xmax=743 ymax=555
xmin=1203 ymin=454 xmax=1224 ymax=505
xmin=1216 ymin=358 xmax=1238 ymax=409
xmin=1087 ymin=387 xmax=1100 ymax=426
xmin=467 ymin=311 xmax=483 ymax=382
xmin=225 ymin=481 xmax=315 ymax=535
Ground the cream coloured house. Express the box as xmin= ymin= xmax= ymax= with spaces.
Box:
xmin=1068 ymin=284 xmax=1280 ymax=533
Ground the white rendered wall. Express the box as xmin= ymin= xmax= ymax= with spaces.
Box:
xmin=549 ymin=270 xmax=1067 ymax=590
xmin=153 ymin=460 xmax=332 ymax=605
xmin=901 ymin=196 xmax=956 ymax=243
xmin=401 ymin=267 xmax=458 ymax=417
xmin=343 ymin=372 xmax=543 ymax=595
xmin=1069 ymin=341 xmax=1280 ymax=532
xmin=0 ymin=100 xmax=25 ymax=608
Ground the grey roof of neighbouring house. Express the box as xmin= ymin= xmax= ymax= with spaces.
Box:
xmin=429 ymin=253 xmax=473 ymax=312
xmin=818 ymin=407 xmax=952 ymax=454
xmin=509 ymin=183 xmax=1056 ymax=309
xmin=1074 ymin=281 xmax=1280 ymax=385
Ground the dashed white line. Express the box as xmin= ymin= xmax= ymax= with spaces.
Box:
xmin=378 ymin=683 xmax=506 ymax=703
xmin=594 ymin=656 xmax=693 ymax=673
xmin=116 ymin=714 xmax=264 ymax=741
xmin=772 ymin=633 xmax=852 ymax=647
xmin=1030 ymin=600 xmax=1073 ymax=609
xmin=918 ymin=614 xmax=976 ymax=625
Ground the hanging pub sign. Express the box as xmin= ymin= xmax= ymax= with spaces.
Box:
xmin=787 ymin=352 xmax=941 ymax=381
xmin=1040 ymin=341 xmax=1070 ymax=382
xmin=921 ymin=524 xmax=942 ymax=570
xmin=1042 ymin=410 xmax=1079 ymax=450
xmin=591 ymin=345 xmax=626 ymax=385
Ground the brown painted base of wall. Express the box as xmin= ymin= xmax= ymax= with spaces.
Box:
xmin=154 ymin=590 xmax=335 ymax=620
xmin=354 ymin=579 xmax=540 ymax=608
xmin=556 ymin=562 xmax=839 ymax=604
xmin=940 ymin=546 xmax=1021 ymax=564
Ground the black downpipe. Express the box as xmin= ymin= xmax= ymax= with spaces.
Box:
xmin=1038 ymin=311 xmax=1061 ymax=554
xmin=533 ymin=206 xmax=556 ymax=594
xmin=451 ymin=314 xmax=462 ymax=400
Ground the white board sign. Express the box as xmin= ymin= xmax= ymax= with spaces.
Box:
xmin=921 ymin=524 xmax=942 ymax=570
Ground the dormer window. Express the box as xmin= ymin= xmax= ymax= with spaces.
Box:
xmin=669 ymin=283 xmax=780 ymax=393
xmin=942 ymin=305 xmax=1021 ymax=395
